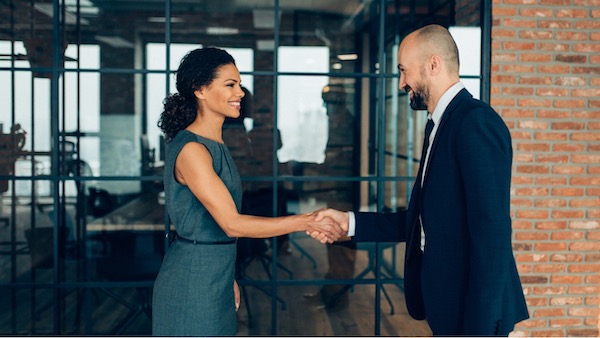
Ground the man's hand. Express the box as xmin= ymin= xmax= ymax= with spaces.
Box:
xmin=302 ymin=211 xmax=346 ymax=243
xmin=306 ymin=208 xmax=350 ymax=242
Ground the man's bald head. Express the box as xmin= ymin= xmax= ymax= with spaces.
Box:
xmin=409 ymin=24 xmax=460 ymax=77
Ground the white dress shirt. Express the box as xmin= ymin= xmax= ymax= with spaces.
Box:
xmin=347 ymin=82 xmax=465 ymax=242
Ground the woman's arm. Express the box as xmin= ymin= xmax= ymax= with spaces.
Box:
xmin=175 ymin=142 xmax=343 ymax=241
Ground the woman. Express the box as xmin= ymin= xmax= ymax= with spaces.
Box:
xmin=152 ymin=47 xmax=342 ymax=336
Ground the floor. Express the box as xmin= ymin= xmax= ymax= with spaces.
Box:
xmin=0 ymin=197 xmax=432 ymax=336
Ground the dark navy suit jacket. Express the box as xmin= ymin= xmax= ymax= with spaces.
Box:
xmin=353 ymin=89 xmax=529 ymax=335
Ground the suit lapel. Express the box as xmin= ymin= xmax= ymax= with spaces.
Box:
xmin=421 ymin=88 xmax=471 ymax=187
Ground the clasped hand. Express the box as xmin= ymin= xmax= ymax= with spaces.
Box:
xmin=305 ymin=208 xmax=349 ymax=243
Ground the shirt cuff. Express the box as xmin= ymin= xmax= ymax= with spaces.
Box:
xmin=347 ymin=211 xmax=356 ymax=237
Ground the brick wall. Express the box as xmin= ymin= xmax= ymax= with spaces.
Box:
xmin=491 ymin=2 xmax=600 ymax=336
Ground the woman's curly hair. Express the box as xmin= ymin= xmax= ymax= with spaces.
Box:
xmin=158 ymin=47 xmax=236 ymax=142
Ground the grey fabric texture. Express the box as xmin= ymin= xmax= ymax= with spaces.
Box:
xmin=153 ymin=130 xmax=242 ymax=336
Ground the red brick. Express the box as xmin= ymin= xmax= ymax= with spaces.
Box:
xmin=552 ymin=210 xmax=585 ymax=218
xmin=552 ymin=144 xmax=585 ymax=152
xmin=552 ymin=165 xmax=585 ymax=174
xmin=519 ymin=319 xmax=548 ymax=328
xmin=517 ymin=143 xmax=550 ymax=152
xmin=570 ymin=199 xmax=600 ymax=208
xmin=539 ymin=42 xmax=571 ymax=52
xmin=572 ymin=154 xmax=600 ymax=163
xmin=533 ymin=286 xmax=566 ymax=295
xmin=550 ymin=296 xmax=584 ymax=305
xmin=534 ymin=199 xmax=566 ymax=208
xmin=534 ymin=308 xmax=566 ymax=317
xmin=518 ymin=210 xmax=550 ymax=219
xmin=555 ymin=76 xmax=587 ymax=86
xmin=573 ymin=88 xmax=600 ymax=97
xmin=550 ymin=318 xmax=583 ymax=326
xmin=511 ymin=198 xmax=534 ymax=207
xmin=569 ymin=307 xmax=598 ymax=316
xmin=551 ymin=253 xmax=583 ymax=262
xmin=515 ymin=187 xmax=549 ymax=196
xmin=550 ymin=275 xmax=583 ymax=284
xmin=553 ymin=99 xmax=587 ymax=108
xmin=551 ymin=231 xmax=584 ymax=240
xmin=539 ymin=19 xmax=571 ymax=29
xmin=501 ymin=17 xmax=537 ymax=28
xmin=503 ymin=87 xmax=535 ymax=96
xmin=512 ymin=220 xmax=533 ymax=229
xmin=517 ymin=165 xmax=550 ymax=174
xmin=551 ymin=188 xmax=585 ymax=196
xmin=519 ymin=8 xmax=553 ymax=17
xmin=534 ymin=264 xmax=566 ymax=273
xmin=556 ymin=8 xmax=590 ymax=18
xmin=570 ymin=241 xmax=600 ymax=251
xmin=566 ymin=329 xmax=600 ymax=337
xmin=551 ymin=122 xmax=585 ymax=130
xmin=568 ymin=286 xmax=600 ymax=294
xmin=534 ymin=132 xmax=567 ymax=141
xmin=574 ymin=43 xmax=600 ymax=53
xmin=568 ymin=264 xmax=600 ymax=273
xmin=522 ymin=275 xmax=550 ymax=283
xmin=519 ymin=74 xmax=553 ymax=85
xmin=555 ymin=31 xmax=589 ymax=41
xmin=526 ymin=298 xmax=549 ymax=307
xmin=571 ymin=132 xmax=600 ymax=141
xmin=536 ymin=177 xmax=567 ymax=185
xmin=516 ymin=232 xmax=549 ymax=240
xmin=535 ymin=242 xmax=567 ymax=251
xmin=529 ymin=330 xmax=567 ymax=337
xmin=536 ymin=221 xmax=567 ymax=230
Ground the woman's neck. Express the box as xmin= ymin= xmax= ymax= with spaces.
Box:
xmin=185 ymin=115 xmax=224 ymax=143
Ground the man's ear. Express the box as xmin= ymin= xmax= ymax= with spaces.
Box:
xmin=429 ymin=54 xmax=442 ymax=76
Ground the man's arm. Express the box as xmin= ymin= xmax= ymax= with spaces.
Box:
xmin=313 ymin=208 xmax=407 ymax=243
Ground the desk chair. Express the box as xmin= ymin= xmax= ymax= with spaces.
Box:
xmin=94 ymin=231 xmax=163 ymax=334
xmin=324 ymin=242 xmax=401 ymax=315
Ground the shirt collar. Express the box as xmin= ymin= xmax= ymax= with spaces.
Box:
xmin=429 ymin=82 xmax=465 ymax=124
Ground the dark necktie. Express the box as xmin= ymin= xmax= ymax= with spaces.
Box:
xmin=415 ymin=118 xmax=434 ymax=251
xmin=420 ymin=118 xmax=435 ymax=166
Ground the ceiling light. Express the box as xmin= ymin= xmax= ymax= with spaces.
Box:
xmin=95 ymin=36 xmax=135 ymax=48
xmin=147 ymin=17 xmax=185 ymax=23
xmin=206 ymin=27 xmax=239 ymax=35
xmin=337 ymin=53 xmax=358 ymax=61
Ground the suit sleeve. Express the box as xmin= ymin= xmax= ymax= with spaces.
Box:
xmin=456 ymin=105 xmax=514 ymax=334
xmin=353 ymin=211 xmax=407 ymax=243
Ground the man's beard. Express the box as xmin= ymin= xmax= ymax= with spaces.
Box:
xmin=409 ymin=82 xmax=429 ymax=111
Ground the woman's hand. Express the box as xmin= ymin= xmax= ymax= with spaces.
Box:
xmin=234 ymin=280 xmax=240 ymax=312
xmin=306 ymin=208 xmax=349 ymax=243
xmin=303 ymin=211 xmax=346 ymax=243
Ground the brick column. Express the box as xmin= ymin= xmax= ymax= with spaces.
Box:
xmin=491 ymin=2 xmax=600 ymax=336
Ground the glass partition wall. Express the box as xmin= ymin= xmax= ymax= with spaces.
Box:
xmin=0 ymin=0 xmax=486 ymax=335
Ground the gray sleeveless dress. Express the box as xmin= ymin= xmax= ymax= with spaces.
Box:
xmin=152 ymin=130 xmax=242 ymax=336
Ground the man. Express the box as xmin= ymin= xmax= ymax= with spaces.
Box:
xmin=313 ymin=24 xmax=529 ymax=336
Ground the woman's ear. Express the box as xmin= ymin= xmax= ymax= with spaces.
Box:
xmin=194 ymin=88 xmax=205 ymax=100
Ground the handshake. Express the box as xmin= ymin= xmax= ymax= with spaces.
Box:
xmin=303 ymin=208 xmax=350 ymax=244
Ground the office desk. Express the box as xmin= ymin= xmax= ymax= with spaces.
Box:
xmin=87 ymin=192 xmax=168 ymax=232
